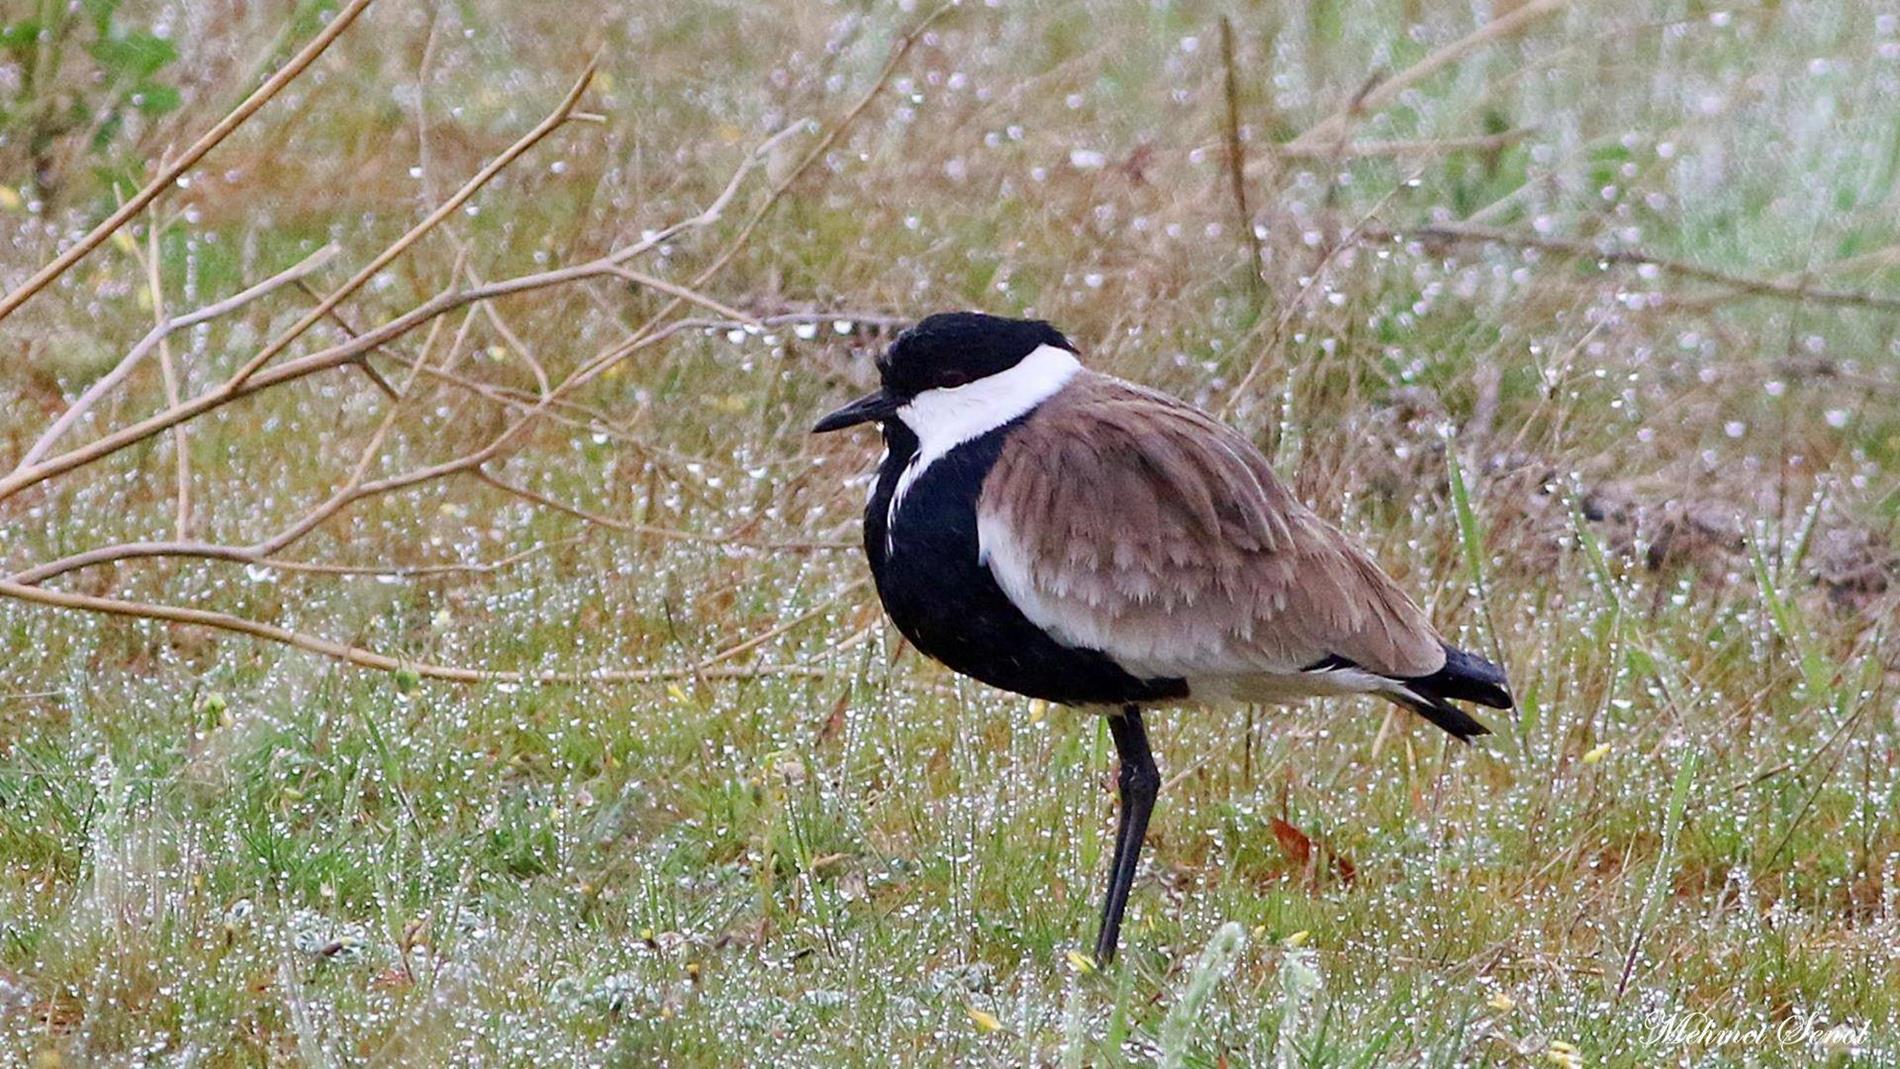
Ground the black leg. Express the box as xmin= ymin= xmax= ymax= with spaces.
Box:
xmin=1094 ymin=705 xmax=1159 ymax=964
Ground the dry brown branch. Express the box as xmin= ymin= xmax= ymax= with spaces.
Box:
xmin=0 ymin=578 xmax=836 ymax=685
xmin=476 ymin=471 xmax=853 ymax=551
xmin=570 ymin=3 xmax=953 ymax=387
xmin=1659 ymin=241 xmax=1900 ymax=313
xmin=0 ymin=13 xmax=939 ymax=690
xmin=15 ymin=288 xmax=485 ymax=599
xmin=1 ymin=372 xmax=517 ymax=582
xmin=227 ymin=63 xmax=597 ymax=387
xmin=1218 ymin=16 xmax=1265 ymax=305
xmin=474 ymin=470 xmax=638 ymax=528
xmin=0 ymin=114 xmax=826 ymax=510
xmin=16 ymin=243 xmax=339 ymax=468
xmin=1286 ymin=0 xmax=1567 ymax=152
xmin=252 ymin=541 xmax=573 ymax=579
xmin=697 ymin=579 xmax=869 ymax=668
xmin=135 ymin=212 xmax=192 ymax=540
xmin=0 ymin=0 xmax=375 ymax=323
xmin=468 ymin=268 xmax=553 ymax=396
xmin=0 ymin=246 xmax=665 ymax=504
xmin=1245 ymin=128 xmax=1532 ymax=165
xmin=1359 ymin=221 xmax=1900 ymax=313
xmin=605 ymin=266 xmax=760 ymax=326
xmin=288 ymin=278 xmax=403 ymax=399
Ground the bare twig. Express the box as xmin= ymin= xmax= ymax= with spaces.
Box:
xmin=1286 ymin=0 xmax=1567 ymax=152
xmin=697 ymin=579 xmax=869 ymax=668
xmin=15 ymin=244 xmax=339 ymax=469
xmin=477 ymin=470 xmax=854 ymax=550
xmin=468 ymin=266 xmax=553 ymax=396
xmin=605 ymin=266 xmax=760 ymax=326
xmin=138 ymin=211 xmax=193 ymax=539
xmin=1360 ymin=221 xmax=1900 ymax=313
xmin=4 ymin=539 xmax=571 ymax=584
xmin=255 ymin=541 xmax=571 ymax=579
xmin=0 ymin=0 xmax=374 ymax=323
xmin=1218 ymin=16 xmax=1265 ymax=304
xmin=0 ymin=578 xmax=836 ymax=685
xmin=1248 ymin=128 xmax=1532 ymax=165
xmin=572 ymin=2 xmax=953 ymax=388
xmin=289 ymin=278 xmax=409 ymax=400
xmin=0 ymin=262 xmax=603 ymax=504
xmin=0 ymin=120 xmax=828 ymax=508
xmin=0 ymin=20 xmax=935 ymax=691
xmin=228 ymin=62 xmax=597 ymax=387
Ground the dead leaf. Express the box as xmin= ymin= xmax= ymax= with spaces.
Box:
xmin=1270 ymin=817 xmax=1312 ymax=867
xmin=816 ymin=691 xmax=848 ymax=744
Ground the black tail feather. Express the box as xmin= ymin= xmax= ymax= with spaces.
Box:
xmin=1304 ymin=643 xmax=1513 ymax=743
xmin=1406 ymin=644 xmax=1514 ymax=711
xmin=1387 ymin=643 xmax=1512 ymax=742
xmin=1387 ymin=689 xmax=1492 ymax=742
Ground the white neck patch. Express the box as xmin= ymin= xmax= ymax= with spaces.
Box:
xmin=884 ymin=343 xmax=1081 ymax=548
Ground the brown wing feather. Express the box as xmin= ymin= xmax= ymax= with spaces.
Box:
xmin=977 ymin=373 xmax=1446 ymax=680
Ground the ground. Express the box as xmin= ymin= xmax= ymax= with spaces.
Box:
xmin=2 ymin=0 xmax=1898 ymax=1065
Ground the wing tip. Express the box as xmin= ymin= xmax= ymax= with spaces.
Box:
xmin=1418 ymin=643 xmax=1514 ymax=711
xmin=1389 ymin=688 xmax=1493 ymax=743
xmin=1303 ymin=650 xmax=1506 ymax=742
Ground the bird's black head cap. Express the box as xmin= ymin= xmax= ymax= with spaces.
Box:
xmin=877 ymin=312 xmax=1075 ymax=400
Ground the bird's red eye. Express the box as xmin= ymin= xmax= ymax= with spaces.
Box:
xmin=938 ymin=370 xmax=971 ymax=389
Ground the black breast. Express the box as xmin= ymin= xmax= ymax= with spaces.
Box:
xmin=863 ymin=420 xmax=1187 ymax=706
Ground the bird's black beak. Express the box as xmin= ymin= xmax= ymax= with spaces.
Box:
xmin=812 ymin=389 xmax=899 ymax=433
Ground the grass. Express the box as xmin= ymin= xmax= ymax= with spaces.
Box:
xmin=3 ymin=0 xmax=1900 ymax=1064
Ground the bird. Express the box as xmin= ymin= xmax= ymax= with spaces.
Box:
xmin=812 ymin=310 xmax=1512 ymax=964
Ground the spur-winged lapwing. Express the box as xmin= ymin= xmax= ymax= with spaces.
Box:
xmin=813 ymin=311 xmax=1512 ymax=963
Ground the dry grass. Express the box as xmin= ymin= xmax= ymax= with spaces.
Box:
xmin=3 ymin=0 xmax=1899 ymax=1065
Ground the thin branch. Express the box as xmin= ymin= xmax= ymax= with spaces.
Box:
xmin=0 ymin=0 xmax=374 ymax=323
xmin=626 ymin=526 xmax=855 ymax=552
xmin=0 ymin=126 xmax=817 ymax=506
xmin=476 ymin=469 xmax=633 ymax=528
xmin=0 ymin=262 xmax=589 ymax=504
xmin=15 ymin=243 xmax=339 ymax=468
xmin=698 ymin=579 xmax=869 ymax=668
xmin=605 ymin=265 xmax=759 ymax=326
xmin=468 ymin=266 xmax=553 ymax=396
xmin=381 ymin=344 xmax=670 ymax=456
xmin=477 ymin=470 xmax=854 ymax=550
xmin=1248 ymin=128 xmax=1532 ymax=165
xmin=569 ymin=4 xmax=951 ymax=390
xmin=293 ymin=279 xmax=402 ymax=399
xmin=8 ymin=541 xmax=262 ymax=585
xmin=0 ymin=578 xmax=834 ymax=685
xmin=255 ymin=541 xmax=570 ymax=579
xmin=612 ymin=122 xmax=811 ymax=260
xmin=1218 ymin=16 xmax=1265 ymax=305
xmin=10 ymin=316 xmax=498 ymax=587
xmin=1361 ymin=221 xmax=1900 ymax=313
xmin=228 ymin=62 xmax=597 ymax=386
xmin=138 ymin=211 xmax=192 ymax=539
xmin=6 ymin=537 xmax=571 ymax=585
xmin=3 ymin=509 xmax=851 ymax=586
xmin=1286 ymin=0 xmax=1567 ymax=152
